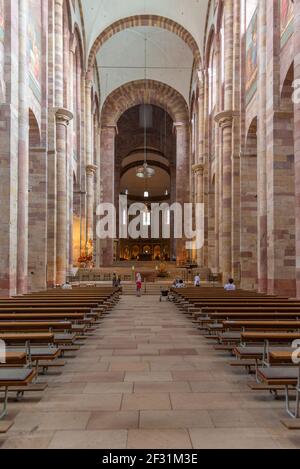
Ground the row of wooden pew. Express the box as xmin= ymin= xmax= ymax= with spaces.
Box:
xmin=171 ymin=287 xmax=300 ymax=429
xmin=0 ymin=286 xmax=120 ymax=432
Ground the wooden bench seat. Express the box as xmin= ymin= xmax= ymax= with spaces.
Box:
xmin=269 ymin=351 xmax=297 ymax=364
xmin=234 ymin=346 xmax=292 ymax=360
xmin=0 ymin=368 xmax=36 ymax=420
xmin=197 ymin=313 xmax=300 ymax=322
xmin=7 ymin=346 xmax=60 ymax=362
xmin=0 ymin=321 xmax=72 ymax=332
xmin=216 ymin=332 xmax=241 ymax=344
xmin=2 ymin=352 xmax=27 ymax=365
xmin=222 ymin=320 xmax=300 ymax=331
xmin=0 ymin=332 xmax=54 ymax=344
xmin=0 ymin=306 xmax=91 ymax=314
xmin=241 ymin=332 xmax=300 ymax=343
xmin=257 ymin=365 xmax=300 ymax=419
xmin=0 ymin=314 xmax=89 ymax=329
xmin=54 ymin=333 xmax=77 ymax=344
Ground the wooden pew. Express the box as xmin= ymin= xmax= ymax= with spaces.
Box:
xmin=0 ymin=286 xmax=120 ymax=430
xmin=0 ymin=368 xmax=36 ymax=424
xmin=2 ymin=352 xmax=27 ymax=365
xmin=257 ymin=363 xmax=300 ymax=421
xmin=0 ymin=321 xmax=72 ymax=332
xmin=222 ymin=320 xmax=300 ymax=332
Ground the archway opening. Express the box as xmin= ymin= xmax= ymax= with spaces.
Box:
xmin=99 ymin=80 xmax=190 ymax=268
xmin=240 ymin=117 xmax=258 ymax=290
xmin=28 ymin=109 xmax=46 ymax=292
xmin=115 ymin=104 xmax=175 ymax=263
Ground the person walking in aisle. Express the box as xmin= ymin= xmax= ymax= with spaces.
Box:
xmin=136 ymin=273 xmax=142 ymax=297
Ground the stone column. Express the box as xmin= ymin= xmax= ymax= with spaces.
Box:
xmin=85 ymin=74 xmax=94 ymax=249
xmin=257 ymin=0 xmax=268 ymax=293
xmin=86 ymin=164 xmax=97 ymax=244
xmin=294 ymin=0 xmax=300 ymax=297
xmin=46 ymin=0 xmax=56 ymax=288
xmin=54 ymin=0 xmax=64 ymax=106
xmin=0 ymin=0 xmax=19 ymax=296
xmin=214 ymin=35 xmax=221 ymax=274
xmin=17 ymin=0 xmax=29 ymax=294
xmin=54 ymin=0 xmax=73 ymax=285
xmin=95 ymin=127 xmax=102 ymax=267
xmin=55 ymin=108 xmax=73 ymax=285
xmin=202 ymin=70 xmax=209 ymax=269
xmin=100 ymin=125 xmax=117 ymax=266
xmin=195 ymin=72 xmax=205 ymax=267
xmin=174 ymin=122 xmax=189 ymax=264
xmin=193 ymin=163 xmax=204 ymax=266
xmin=85 ymin=77 xmax=93 ymax=166
xmin=232 ymin=0 xmax=241 ymax=281
xmin=215 ymin=0 xmax=235 ymax=283
xmin=68 ymin=45 xmax=75 ymax=274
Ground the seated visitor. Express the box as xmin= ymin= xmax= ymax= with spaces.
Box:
xmin=172 ymin=279 xmax=179 ymax=288
xmin=61 ymin=282 xmax=72 ymax=290
xmin=224 ymin=278 xmax=236 ymax=291
xmin=177 ymin=279 xmax=186 ymax=288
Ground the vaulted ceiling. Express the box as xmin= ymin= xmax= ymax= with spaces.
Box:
xmin=80 ymin=0 xmax=209 ymax=107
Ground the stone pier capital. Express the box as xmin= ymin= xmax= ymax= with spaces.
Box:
xmin=101 ymin=124 xmax=118 ymax=136
xmin=54 ymin=107 xmax=73 ymax=126
xmin=192 ymin=163 xmax=205 ymax=175
xmin=214 ymin=110 xmax=239 ymax=129
xmin=197 ymin=69 xmax=205 ymax=84
xmin=86 ymin=164 xmax=98 ymax=176
xmin=173 ymin=121 xmax=186 ymax=135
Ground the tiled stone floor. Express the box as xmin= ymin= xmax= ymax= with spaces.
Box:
xmin=1 ymin=295 xmax=300 ymax=449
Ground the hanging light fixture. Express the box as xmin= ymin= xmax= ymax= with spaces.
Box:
xmin=136 ymin=162 xmax=155 ymax=179
xmin=136 ymin=34 xmax=155 ymax=180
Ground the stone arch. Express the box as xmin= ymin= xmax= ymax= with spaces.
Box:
xmin=205 ymin=25 xmax=215 ymax=69
xmin=73 ymin=24 xmax=85 ymax=70
xmin=100 ymin=80 xmax=190 ymax=267
xmin=101 ymin=79 xmax=189 ymax=127
xmin=87 ymin=15 xmax=201 ymax=73
xmin=29 ymin=108 xmax=41 ymax=148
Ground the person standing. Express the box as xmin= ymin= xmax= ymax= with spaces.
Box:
xmin=112 ymin=273 xmax=118 ymax=288
xmin=194 ymin=273 xmax=201 ymax=287
xmin=136 ymin=273 xmax=142 ymax=297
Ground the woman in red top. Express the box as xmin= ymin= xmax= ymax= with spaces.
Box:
xmin=136 ymin=273 xmax=142 ymax=297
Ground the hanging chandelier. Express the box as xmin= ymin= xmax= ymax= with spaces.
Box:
xmin=136 ymin=161 xmax=155 ymax=179
xmin=136 ymin=34 xmax=155 ymax=180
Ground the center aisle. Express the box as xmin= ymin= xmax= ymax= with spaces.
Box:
xmin=2 ymin=295 xmax=299 ymax=449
